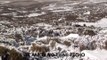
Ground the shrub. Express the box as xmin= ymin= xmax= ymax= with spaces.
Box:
xmin=63 ymin=41 xmax=71 ymax=46
xmin=0 ymin=46 xmax=9 ymax=56
xmin=31 ymin=43 xmax=49 ymax=53
xmin=83 ymin=29 xmax=96 ymax=36
xmin=14 ymin=33 xmax=23 ymax=42
xmin=9 ymin=49 xmax=24 ymax=60
xmin=104 ymin=40 xmax=107 ymax=50
xmin=79 ymin=44 xmax=86 ymax=51
xmin=0 ymin=46 xmax=24 ymax=60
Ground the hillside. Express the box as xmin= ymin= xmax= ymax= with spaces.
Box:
xmin=0 ymin=0 xmax=107 ymax=60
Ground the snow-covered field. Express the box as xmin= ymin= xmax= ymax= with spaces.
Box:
xmin=72 ymin=18 xmax=107 ymax=28
xmin=0 ymin=20 xmax=107 ymax=60
xmin=0 ymin=1 xmax=107 ymax=60
xmin=82 ymin=49 xmax=107 ymax=60
xmin=28 ymin=12 xmax=46 ymax=17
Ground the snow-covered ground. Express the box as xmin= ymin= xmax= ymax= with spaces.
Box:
xmin=72 ymin=18 xmax=107 ymax=28
xmin=60 ymin=34 xmax=80 ymax=40
xmin=0 ymin=2 xmax=107 ymax=60
xmin=82 ymin=49 xmax=107 ymax=60
xmin=28 ymin=12 xmax=46 ymax=17
xmin=0 ymin=20 xmax=107 ymax=60
xmin=42 ymin=3 xmax=73 ymax=12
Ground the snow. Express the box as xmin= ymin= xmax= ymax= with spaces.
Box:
xmin=89 ymin=0 xmax=107 ymax=3
xmin=37 ymin=36 xmax=48 ymax=40
xmin=42 ymin=3 xmax=73 ymax=12
xmin=48 ymin=58 xmax=62 ymax=60
xmin=0 ymin=56 xmax=1 ymax=60
xmin=52 ymin=7 xmax=73 ymax=12
xmin=0 ymin=21 xmax=10 ymax=24
xmin=99 ymin=29 xmax=107 ymax=34
xmin=73 ymin=18 xmax=107 ymax=28
xmin=60 ymin=34 xmax=80 ymax=40
xmin=65 ymin=34 xmax=80 ymax=38
xmin=56 ymin=43 xmax=67 ymax=50
xmin=96 ymin=18 xmax=107 ymax=27
xmin=72 ymin=22 xmax=95 ymax=27
xmin=84 ymin=11 xmax=91 ymax=15
xmin=82 ymin=49 xmax=107 ymax=60
xmin=28 ymin=12 xmax=45 ymax=17
xmin=36 ymin=23 xmax=52 ymax=27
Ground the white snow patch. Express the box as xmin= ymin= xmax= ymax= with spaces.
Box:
xmin=99 ymin=29 xmax=107 ymax=34
xmin=84 ymin=11 xmax=91 ymax=15
xmin=43 ymin=3 xmax=73 ymax=12
xmin=0 ymin=21 xmax=10 ymax=24
xmin=52 ymin=7 xmax=73 ymax=12
xmin=82 ymin=49 xmax=107 ymax=60
xmin=73 ymin=18 xmax=107 ymax=28
xmin=96 ymin=18 xmax=107 ymax=27
xmin=37 ymin=36 xmax=48 ymax=40
xmin=90 ymin=0 xmax=107 ymax=3
xmin=36 ymin=23 xmax=52 ymax=27
xmin=28 ymin=12 xmax=45 ymax=17
xmin=0 ymin=56 xmax=1 ymax=60
xmin=61 ymin=34 xmax=80 ymax=40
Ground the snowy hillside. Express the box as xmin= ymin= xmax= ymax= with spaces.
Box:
xmin=0 ymin=0 xmax=107 ymax=60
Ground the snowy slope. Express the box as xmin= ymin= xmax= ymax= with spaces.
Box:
xmin=73 ymin=18 xmax=107 ymax=28
xmin=82 ymin=49 xmax=107 ymax=60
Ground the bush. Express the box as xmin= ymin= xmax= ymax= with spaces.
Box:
xmin=87 ymin=41 xmax=97 ymax=50
xmin=0 ymin=46 xmax=24 ymax=60
xmin=104 ymin=41 xmax=107 ymax=50
xmin=0 ymin=46 xmax=9 ymax=56
xmin=83 ymin=29 xmax=96 ymax=36
xmin=14 ymin=33 xmax=23 ymax=42
xmin=9 ymin=49 xmax=24 ymax=60
xmin=31 ymin=43 xmax=49 ymax=53
xmin=63 ymin=41 xmax=71 ymax=46
xmin=79 ymin=44 xmax=86 ymax=51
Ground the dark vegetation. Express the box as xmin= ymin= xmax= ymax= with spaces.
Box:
xmin=0 ymin=46 xmax=27 ymax=60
